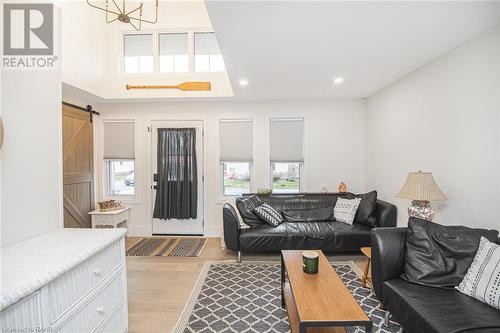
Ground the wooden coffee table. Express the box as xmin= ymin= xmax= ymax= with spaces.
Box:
xmin=281 ymin=250 xmax=372 ymax=333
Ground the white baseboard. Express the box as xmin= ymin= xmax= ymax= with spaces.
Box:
xmin=126 ymin=225 xmax=151 ymax=237
xmin=126 ymin=225 xmax=222 ymax=238
xmin=204 ymin=227 xmax=222 ymax=238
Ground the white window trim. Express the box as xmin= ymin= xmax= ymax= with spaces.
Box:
xmin=122 ymin=33 xmax=155 ymax=74
xmin=193 ymin=31 xmax=225 ymax=73
xmin=217 ymin=117 xmax=257 ymax=199
xmin=103 ymin=159 xmax=136 ymax=199
xmin=100 ymin=119 xmax=138 ymax=203
xmin=158 ymin=32 xmax=189 ymax=73
xmin=266 ymin=115 xmax=308 ymax=191
xmin=118 ymin=27 xmax=221 ymax=75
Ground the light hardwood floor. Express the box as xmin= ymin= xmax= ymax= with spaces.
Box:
xmin=125 ymin=237 xmax=369 ymax=333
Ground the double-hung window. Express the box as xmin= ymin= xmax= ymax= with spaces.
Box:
xmin=123 ymin=34 xmax=153 ymax=73
xmin=219 ymin=119 xmax=253 ymax=196
xmin=270 ymin=118 xmax=304 ymax=193
xmin=103 ymin=121 xmax=135 ymax=196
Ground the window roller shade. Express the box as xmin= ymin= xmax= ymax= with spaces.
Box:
xmin=270 ymin=118 xmax=304 ymax=162
xmin=159 ymin=33 xmax=188 ymax=56
xmin=124 ymin=34 xmax=152 ymax=57
xmin=104 ymin=122 xmax=135 ymax=159
xmin=195 ymin=32 xmax=221 ymax=55
xmin=219 ymin=120 xmax=253 ymax=162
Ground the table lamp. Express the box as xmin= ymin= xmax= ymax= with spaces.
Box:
xmin=396 ymin=171 xmax=447 ymax=221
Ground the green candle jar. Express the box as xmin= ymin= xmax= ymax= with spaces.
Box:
xmin=302 ymin=251 xmax=319 ymax=274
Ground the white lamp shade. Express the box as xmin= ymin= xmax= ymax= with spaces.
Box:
xmin=396 ymin=171 xmax=447 ymax=201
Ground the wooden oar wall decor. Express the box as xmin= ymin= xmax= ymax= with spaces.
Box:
xmin=126 ymin=82 xmax=211 ymax=91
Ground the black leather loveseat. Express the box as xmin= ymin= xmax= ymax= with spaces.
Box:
xmin=223 ymin=193 xmax=397 ymax=261
xmin=371 ymin=227 xmax=500 ymax=333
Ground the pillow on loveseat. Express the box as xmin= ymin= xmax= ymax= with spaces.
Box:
xmin=333 ymin=197 xmax=361 ymax=225
xmin=402 ymin=218 xmax=499 ymax=289
xmin=282 ymin=207 xmax=334 ymax=222
xmin=346 ymin=190 xmax=377 ymax=227
xmin=235 ymin=195 xmax=263 ymax=228
xmin=254 ymin=203 xmax=283 ymax=227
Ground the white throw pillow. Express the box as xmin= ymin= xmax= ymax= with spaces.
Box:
xmin=456 ymin=236 xmax=500 ymax=310
xmin=334 ymin=197 xmax=361 ymax=225
xmin=254 ymin=203 xmax=283 ymax=227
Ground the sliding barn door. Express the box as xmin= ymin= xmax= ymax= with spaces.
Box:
xmin=62 ymin=104 xmax=94 ymax=228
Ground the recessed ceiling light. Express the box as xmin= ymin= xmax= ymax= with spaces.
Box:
xmin=333 ymin=77 xmax=344 ymax=84
xmin=239 ymin=79 xmax=249 ymax=87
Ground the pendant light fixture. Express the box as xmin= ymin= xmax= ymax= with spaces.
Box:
xmin=87 ymin=0 xmax=158 ymax=31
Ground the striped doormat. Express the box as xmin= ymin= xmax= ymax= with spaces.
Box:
xmin=126 ymin=237 xmax=207 ymax=257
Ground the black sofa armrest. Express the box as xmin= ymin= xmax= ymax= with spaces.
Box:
xmin=371 ymin=227 xmax=407 ymax=302
xmin=223 ymin=203 xmax=240 ymax=251
xmin=375 ymin=199 xmax=397 ymax=228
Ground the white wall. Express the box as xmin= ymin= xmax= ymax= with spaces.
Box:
xmin=93 ymin=99 xmax=365 ymax=236
xmin=365 ymin=25 xmax=500 ymax=229
xmin=1 ymin=7 xmax=63 ymax=247
xmin=59 ymin=0 xmax=233 ymax=100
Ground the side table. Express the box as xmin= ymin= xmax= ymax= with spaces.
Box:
xmin=360 ymin=247 xmax=372 ymax=288
xmin=88 ymin=207 xmax=130 ymax=233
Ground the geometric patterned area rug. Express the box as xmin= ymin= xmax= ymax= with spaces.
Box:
xmin=174 ymin=261 xmax=402 ymax=333
xmin=126 ymin=237 xmax=207 ymax=257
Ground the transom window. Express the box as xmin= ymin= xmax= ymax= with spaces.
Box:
xmin=194 ymin=32 xmax=225 ymax=72
xmin=123 ymin=34 xmax=153 ymax=74
xmin=159 ymin=33 xmax=188 ymax=73
xmin=122 ymin=31 xmax=225 ymax=74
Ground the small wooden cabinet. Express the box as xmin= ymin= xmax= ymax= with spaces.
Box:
xmin=89 ymin=208 xmax=130 ymax=231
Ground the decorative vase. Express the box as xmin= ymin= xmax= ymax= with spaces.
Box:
xmin=338 ymin=182 xmax=347 ymax=193
xmin=408 ymin=200 xmax=434 ymax=221
xmin=302 ymin=251 xmax=319 ymax=274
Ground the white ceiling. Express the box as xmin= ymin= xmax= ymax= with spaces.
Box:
xmin=206 ymin=1 xmax=500 ymax=100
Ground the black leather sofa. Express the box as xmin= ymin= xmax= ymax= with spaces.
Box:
xmin=223 ymin=193 xmax=397 ymax=262
xmin=371 ymin=228 xmax=500 ymax=333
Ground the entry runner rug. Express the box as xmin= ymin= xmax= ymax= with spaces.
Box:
xmin=174 ymin=261 xmax=402 ymax=333
xmin=126 ymin=237 xmax=207 ymax=257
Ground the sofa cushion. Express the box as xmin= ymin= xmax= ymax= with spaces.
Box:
xmin=284 ymin=221 xmax=371 ymax=251
xmin=239 ymin=223 xmax=287 ymax=251
xmin=254 ymin=203 xmax=283 ymax=227
xmin=402 ymin=218 xmax=499 ymax=289
xmin=328 ymin=221 xmax=372 ymax=251
xmin=238 ymin=221 xmax=371 ymax=252
xmin=236 ymin=195 xmax=263 ymax=228
xmin=383 ymin=279 xmax=500 ymax=333
xmin=282 ymin=207 xmax=334 ymax=222
xmin=347 ymin=190 xmax=377 ymax=227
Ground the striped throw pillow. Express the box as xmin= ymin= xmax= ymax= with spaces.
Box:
xmin=456 ymin=237 xmax=500 ymax=310
xmin=334 ymin=197 xmax=361 ymax=225
xmin=254 ymin=203 xmax=283 ymax=227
